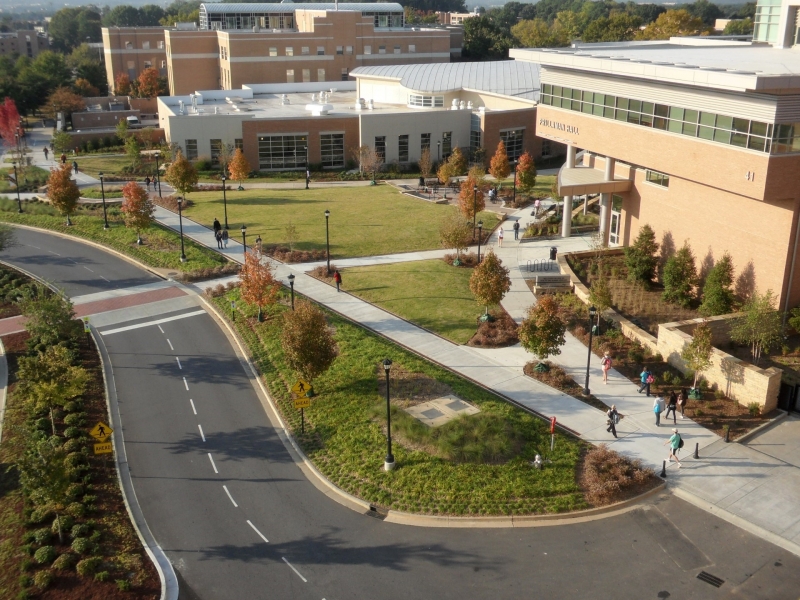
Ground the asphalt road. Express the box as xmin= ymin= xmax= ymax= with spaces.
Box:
xmin=2 ymin=226 xmax=800 ymax=600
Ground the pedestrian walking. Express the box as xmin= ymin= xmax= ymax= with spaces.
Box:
xmin=533 ymin=198 xmax=541 ymax=217
xmin=606 ymin=404 xmax=619 ymax=438
xmin=678 ymin=388 xmax=688 ymax=419
xmin=333 ymin=269 xmax=342 ymax=292
xmin=222 ymin=228 xmax=229 ymax=248
xmin=638 ymin=367 xmax=653 ymax=396
xmin=665 ymin=390 xmax=678 ymax=424
xmin=498 ymin=227 xmax=504 ymax=247
xmin=43 ymin=147 xmax=48 ymax=160
xmin=513 ymin=220 xmax=520 ymax=240
xmin=664 ymin=428 xmax=683 ymax=468
xmin=72 ymin=160 xmax=78 ymax=175
xmin=306 ymin=169 xmax=311 ymax=187
xmin=215 ymin=229 xmax=223 ymax=249
xmin=653 ymin=395 xmax=665 ymax=426
xmin=255 ymin=235 xmax=262 ymax=252
xmin=601 ymin=352 xmax=612 ymax=383
xmin=213 ymin=218 xmax=221 ymax=234
xmin=145 ymin=176 xmax=151 ymax=191
xmin=60 ymin=153 xmax=67 ymax=165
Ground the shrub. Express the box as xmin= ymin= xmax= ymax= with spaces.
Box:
xmin=71 ymin=536 xmax=93 ymax=554
xmin=33 ymin=570 xmax=53 ymax=590
xmin=63 ymin=400 xmax=82 ymax=413
xmin=52 ymin=552 xmax=76 ymax=570
xmin=71 ymin=523 xmax=91 ymax=538
xmin=117 ymin=579 xmax=132 ymax=591
xmin=64 ymin=426 xmax=82 ymax=439
xmin=33 ymin=546 xmax=57 ymax=565
xmin=66 ymin=502 xmax=86 ymax=518
xmin=32 ymin=528 xmax=52 ymax=545
xmin=63 ymin=413 xmax=86 ymax=427
xmin=76 ymin=557 xmax=101 ymax=577
xmin=581 ymin=445 xmax=654 ymax=505
xmin=95 ymin=571 xmax=110 ymax=582
xmin=66 ymin=483 xmax=84 ymax=501
xmin=18 ymin=574 xmax=32 ymax=588
xmin=627 ymin=345 xmax=644 ymax=364
xmin=714 ymin=389 xmax=725 ymax=400
xmin=65 ymin=452 xmax=87 ymax=468
xmin=624 ymin=224 xmax=659 ymax=288
xmin=748 ymin=402 xmax=761 ymax=417
xmin=63 ymin=438 xmax=85 ymax=453
xmin=28 ymin=507 xmax=53 ymax=525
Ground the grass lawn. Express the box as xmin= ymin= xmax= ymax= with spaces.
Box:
xmin=214 ymin=290 xmax=586 ymax=516
xmin=183 ymin=186 xmax=500 ymax=258
xmin=0 ymin=197 xmax=226 ymax=273
xmin=75 ymin=155 xmax=157 ymax=179
xmin=343 ymin=259 xmax=482 ymax=344
xmin=81 ymin=185 xmax=124 ymax=199
xmin=0 ymin=166 xmax=49 ymax=193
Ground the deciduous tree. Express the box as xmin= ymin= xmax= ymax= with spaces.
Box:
xmin=519 ymin=295 xmax=567 ymax=359
xmin=52 ymin=131 xmax=72 ymax=154
xmin=74 ymin=78 xmax=100 ymax=97
xmin=469 ymin=249 xmax=511 ymax=318
xmin=120 ymin=181 xmax=154 ymax=244
xmin=624 ymin=224 xmax=659 ymax=288
xmin=636 ymin=9 xmax=713 ymax=40
xmin=681 ymin=321 xmax=713 ymax=388
xmin=18 ymin=283 xmax=76 ymax=349
xmin=115 ymin=72 xmax=132 ymax=96
xmin=662 ymin=240 xmax=697 ymax=307
xmin=418 ymin=147 xmax=432 ymax=179
xmin=516 ymin=151 xmax=537 ymax=194
xmin=0 ymin=97 xmax=20 ymax=151
xmin=125 ymin=134 xmax=142 ymax=170
xmin=439 ymin=212 xmax=472 ymax=262
xmin=458 ymin=166 xmax=487 ymax=224
xmin=281 ymin=299 xmax=338 ymax=383
xmin=47 ymin=87 xmax=86 ymax=128
xmin=489 ymin=140 xmax=510 ymax=180
xmin=511 ymin=18 xmax=569 ymax=48
xmin=47 ymin=164 xmax=80 ymax=226
xmin=136 ymin=67 xmax=162 ymax=99
xmin=723 ymin=18 xmax=753 ymax=35
xmin=228 ymin=148 xmax=251 ymax=188
xmin=699 ymin=252 xmax=735 ymax=316
xmin=352 ymin=145 xmax=383 ymax=182
xmin=165 ymin=149 xmax=198 ymax=199
xmin=239 ymin=248 xmax=280 ymax=321
xmin=730 ymin=289 xmax=782 ymax=365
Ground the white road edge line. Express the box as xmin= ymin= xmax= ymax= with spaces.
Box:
xmin=176 ymin=357 xmax=182 ymax=370
xmin=223 ymin=485 xmax=238 ymax=507
xmin=84 ymin=266 xmax=94 ymax=272
xmin=208 ymin=453 xmax=218 ymax=474
xmin=158 ymin=325 xmax=164 ymax=333
xmin=167 ymin=339 xmax=174 ymax=351
xmin=189 ymin=399 xmax=197 ymax=415
xmin=99 ymin=310 xmax=206 ymax=336
xmin=183 ymin=377 xmax=188 ymax=390
xmin=246 ymin=520 xmax=269 ymax=543
xmin=100 ymin=276 xmax=110 ymax=282
xmin=198 ymin=424 xmax=205 ymax=442
xmin=282 ymin=557 xmax=307 ymax=583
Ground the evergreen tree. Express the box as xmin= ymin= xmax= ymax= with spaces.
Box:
xmin=699 ymin=252 xmax=735 ymax=316
xmin=624 ymin=224 xmax=659 ymax=288
xmin=662 ymin=241 xmax=697 ymax=307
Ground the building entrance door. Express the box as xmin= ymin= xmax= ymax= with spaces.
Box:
xmin=609 ymin=194 xmax=623 ymax=246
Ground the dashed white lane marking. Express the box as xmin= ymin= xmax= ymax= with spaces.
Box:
xmin=282 ymin=557 xmax=307 ymax=583
xmin=247 ymin=520 xmax=269 ymax=543
xmin=189 ymin=399 xmax=197 ymax=415
xmin=100 ymin=276 xmax=110 ymax=282
xmin=176 ymin=357 xmax=182 ymax=370
xmin=29 ymin=245 xmax=40 ymax=249
xmin=167 ymin=339 xmax=174 ymax=351
xmin=48 ymin=251 xmax=61 ymax=256
xmin=84 ymin=266 xmax=94 ymax=272
xmin=183 ymin=377 xmax=188 ymax=390
xmin=198 ymin=424 xmax=206 ymax=442
xmin=158 ymin=325 xmax=165 ymax=333
xmin=223 ymin=485 xmax=238 ymax=507
xmin=208 ymin=453 xmax=218 ymax=474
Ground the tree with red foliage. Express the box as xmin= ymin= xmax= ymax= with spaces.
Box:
xmin=137 ymin=67 xmax=161 ymax=99
xmin=120 ymin=181 xmax=154 ymax=244
xmin=239 ymin=248 xmax=280 ymax=321
xmin=47 ymin=164 xmax=80 ymax=226
xmin=115 ymin=72 xmax=132 ymax=96
xmin=0 ymin=97 xmax=21 ymax=152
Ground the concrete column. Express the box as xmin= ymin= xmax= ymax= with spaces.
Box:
xmin=566 ymin=145 xmax=576 ymax=169
xmin=562 ymin=195 xmax=573 ymax=238
xmin=604 ymin=157 xmax=615 ymax=181
xmin=599 ymin=192 xmax=610 ymax=244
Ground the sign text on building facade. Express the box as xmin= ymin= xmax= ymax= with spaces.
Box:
xmin=538 ymin=118 xmax=579 ymax=135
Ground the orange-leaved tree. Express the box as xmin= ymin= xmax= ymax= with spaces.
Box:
xmin=120 ymin=181 xmax=154 ymax=244
xmin=458 ymin=166 xmax=487 ymax=230
xmin=489 ymin=140 xmax=510 ymax=180
xmin=228 ymin=148 xmax=251 ymax=190
xmin=516 ymin=151 xmax=537 ymax=194
xmin=281 ymin=299 xmax=338 ymax=384
xmin=137 ymin=67 xmax=162 ymax=99
xmin=47 ymin=164 xmax=80 ymax=226
xmin=115 ymin=72 xmax=132 ymax=96
xmin=47 ymin=87 xmax=86 ymax=129
xmin=469 ymin=248 xmax=511 ymax=320
xmin=165 ymin=149 xmax=198 ymax=201
xmin=239 ymin=248 xmax=280 ymax=321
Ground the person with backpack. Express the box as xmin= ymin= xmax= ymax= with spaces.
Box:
xmin=653 ymin=395 xmax=665 ymax=426
xmin=664 ymin=428 xmax=683 ymax=468
xmin=664 ymin=390 xmax=678 ymax=424
xmin=601 ymin=352 xmax=612 ymax=383
xmin=638 ymin=367 xmax=653 ymax=396
xmin=513 ymin=220 xmax=520 ymax=240
xmin=333 ymin=269 xmax=342 ymax=292
xmin=606 ymin=404 xmax=619 ymax=438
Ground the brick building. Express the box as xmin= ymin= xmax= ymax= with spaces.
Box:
xmin=0 ymin=31 xmax=49 ymax=58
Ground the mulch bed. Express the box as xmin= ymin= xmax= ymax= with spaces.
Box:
xmin=523 ymin=360 xmax=610 ymax=411
xmin=262 ymin=245 xmax=327 ymax=264
xmin=466 ymin=308 xmax=519 ymax=348
xmin=443 ymin=252 xmax=480 ymax=268
xmin=577 ymin=445 xmax=661 ymax=507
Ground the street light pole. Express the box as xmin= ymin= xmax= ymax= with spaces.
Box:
xmin=177 ymin=196 xmax=187 ymax=262
xmin=477 ymin=220 xmax=483 ymax=263
xmin=324 ymin=209 xmax=331 ymax=274
xmin=221 ymin=174 xmax=229 ymax=229
xmin=12 ymin=162 xmax=22 ymax=213
xmin=154 ymin=151 xmax=162 ymax=198
xmin=382 ymin=358 xmax=395 ymax=471
xmin=583 ymin=306 xmax=597 ymax=396
xmin=305 ymin=146 xmax=309 ymax=189
xmin=288 ymin=273 xmax=295 ymax=310
xmin=437 ymin=140 xmax=440 ymax=164
xmin=512 ymin=160 xmax=518 ymax=206
xmin=472 ymin=185 xmax=478 ymax=239
xmin=98 ymin=172 xmax=109 ymax=230
xmin=241 ymin=225 xmax=247 ymax=254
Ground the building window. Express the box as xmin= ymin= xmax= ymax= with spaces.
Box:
xmin=158 ymin=41 xmax=164 ymax=49
xmin=500 ymin=129 xmax=524 ymax=161
xmin=317 ymin=69 xmax=325 ymax=81
xmin=286 ymin=46 xmax=293 ymax=56
xmin=421 ymin=133 xmax=431 ymax=152
xmin=379 ymin=15 xmax=389 ymax=27
xmin=398 ymin=134 xmax=409 ymax=162
xmin=125 ymin=41 xmax=133 ymax=49
xmin=127 ymin=61 xmax=135 ymax=69
xmin=394 ymin=45 xmax=401 ymax=54
xmin=375 ymin=136 xmax=386 ymax=162
xmin=210 ymin=139 xmax=223 ymax=165
xmin=144 ymin=61 xmax=152 ymax=69
xmin=269 ymin=47 xmax=277 ymax=57
xmin=346 ymin=45 xmax=353 ymax=54
xmin=161 ymin=60 xmax=166 ymax=69
xmin=379 ymin=45 xmax=386 ymax=54
xmin=235 ymin=139 xmax=243 ymax=150
xmin=186 ymin=139 xmax=198 ymax=160
xmin=753 ymin=0 xmax=782 ymax=43
xmin=320 ymin=133 xmax=344 ymax=168
xmin=408 ymin=94 xmax=444 ymax=108
xmin=408 ymin=44 xmax=416 ymax=53
xmin=341 ymin=68 xmax=349 ymax=81
xmin=286 ymin=69 xmax=294 ymax=83
xmin=258 ymin=134 xmax=308 ymax=170
xmin=442 ymin=132 xmax=452 ymax=159
xmin=470 ymin=130 xmax=481 ymax=157
xmin=364 ymin=45 xmax=372 ymax=54
xmin=541 ymin=139 xmax=552 ymax=157
xmin=317 ymin=46 xmax=325 ymax=55
xmin=301 ymin=46 xmax=309 ymax=55
xmin=302 ymin=69 xmax=310 ymax=82
xmin=645 ymin=169 xmax=670 ymax=187
xmin=336 ymin=46 xmax=343 ymax=55
xmin=142 ymin=41 xmax=150 ymax=49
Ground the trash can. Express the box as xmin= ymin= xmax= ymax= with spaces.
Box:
xmin=549 ymin=246 xmax=557 ymax=261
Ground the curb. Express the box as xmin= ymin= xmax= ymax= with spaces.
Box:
xmin=0 ymin=338 xmax=6 ymax=444
xmin=733 ymin=409 xmax=788 ymax=444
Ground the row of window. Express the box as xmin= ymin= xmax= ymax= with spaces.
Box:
xmin=645 ymin=169 xmax=670 ymax=188
xmin=286 ymin=68 xmax=348 ymax=83
xmin=204 ymin=11 xmax=403 ymax=31
xmin=124 ymin=40 xmax=164 ymax=50
xmin=221 ymin=43 xmax=417 ymax=62
xmin=126 ymin=60 xmax=166 ymax=70
xmin=753 ymin=0 xmax=781 ymax=43
xmin=540 ymin=83 xmax=800 ymax=154
xmin=185 ymin=139 xmax=244 ymax=162
xmin=408 ymin=94 xmax=444 ymax=108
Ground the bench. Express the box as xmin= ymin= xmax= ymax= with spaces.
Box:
xmin=532 ymin=274 xmax=572 ymax=295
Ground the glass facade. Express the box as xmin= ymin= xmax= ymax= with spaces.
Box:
xmin=421 ymin=133 xmax=431 ymax=152
xmin=375 ymin=136 xmax=386 ymax=162
xmin=500 ymin=129 xmax=524 ymax=161
xmin=210 ymin=139 xmax=222 ymax=165
xmin=540 ymin=83 xmax=800 ymax=154
xmin=398 ymin=134 xmax=409 ymax=162
xmin=442 ymin=132 xmax=452 ymax=159
xmin=408 ymin=94 xmax=444 ymax=108
xmin=470 ymin=130 xmax=481 ymax=157
xmin=645 ymin=169 xmax=670 ymax=187
xmin=320 ymin=133 xmax=344 ymax=168
xmin=753 ymin=0 xmax=782 ymax=43
xmin=185 ymin=139 xmax=198 ymax=160
xmin=258 ymin=134 xmax=307 ymax=170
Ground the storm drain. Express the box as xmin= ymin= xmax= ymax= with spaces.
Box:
xmin=367 ymin=504 xmax=388 ymax=520
xmin=697 ymin=571 xmax=725 ymax=588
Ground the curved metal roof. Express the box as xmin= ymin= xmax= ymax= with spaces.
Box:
xmin=350 ymin=61 xmax=540 ymax=99
xmin=201 ymin=3 xmax=404 ymax=13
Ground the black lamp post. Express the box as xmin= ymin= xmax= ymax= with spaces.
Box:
xmin=241 ymin=224 xmax=247 ymax=254
xmin=324 ymin=209 xmax=331 ymax=274
xmin=221 ymin=174 xmax=229 ymax=229
xmin=511 ymin=160 xmax=518 ymax=206
xmin=472 ymin=185 xmax=478 ymax=239
xmin=477 ymin=220 xmax=483 ymax=263
xmin=436 ymin=140 xmax=440 ymax=164
xmin=154 ymin=151 xmax=162 ymax=198
xmin=305 ymin=146 xmax=309 ymax=189
xmin=288 ymin=273 xmax=295 ymax=310
xmin=583 ymin=306 xmax=597 ymax=396
xmin=382 ymin=358 xmax=395 ymax=471
xmin=98 ymin=172 xmax=109 ymax=230
xmin=177 ymin=196 xmax=187 ymax=262
xmin=15 ymin=132 xmax=20 ymax=160
xmin=12 ymin=162 xmax=21 ymax=213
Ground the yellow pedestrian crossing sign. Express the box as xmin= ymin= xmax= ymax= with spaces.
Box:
xmin=82 ymin=317 xmax=90 ymax=333
xmin=94 ymin=442 xmax=113 ymax=455
xmin=291 ymin=380 xmax=311 ymax=396
xmin=89 ymin=421 xmax=113 ymax=442
xmin=294 ymin=396 xmax=311 ymax=409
